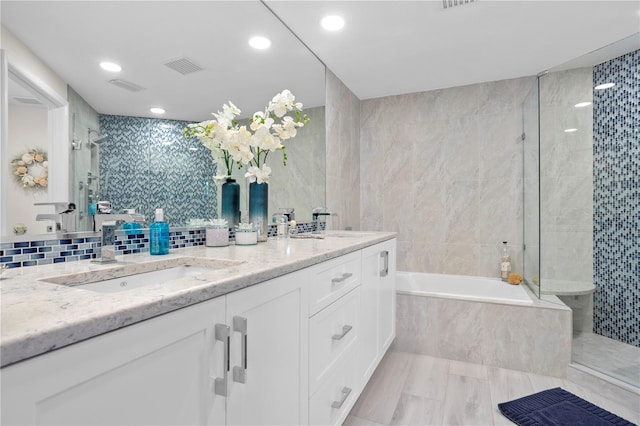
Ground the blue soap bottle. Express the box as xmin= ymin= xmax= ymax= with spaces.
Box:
xmin=149 ymin=208 xmax=169 ymax=255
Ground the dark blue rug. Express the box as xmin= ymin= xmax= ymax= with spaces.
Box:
xmin=498 ymin=387 xmax=636 ymax=426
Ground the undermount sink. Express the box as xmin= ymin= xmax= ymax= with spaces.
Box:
xmin=40 ymin=257 xmax=243 ymax=293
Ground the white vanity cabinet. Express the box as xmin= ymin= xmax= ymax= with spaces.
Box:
xmin=1 ymin=237 xmax=397 ymax=426
xmin=1 ymin=296 xmax=228 ymax=426
xmin=1 ymin=271 xmax=307 ymax=426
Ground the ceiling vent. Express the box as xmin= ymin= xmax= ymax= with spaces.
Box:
xmin=163 ymin=57 xmax=204 ymax=75
xmin=12 ymin=96 xmax=43 ymax=105
xmin=108 ymin=79 xmax=145 ymax=92
xmin=443 ymin=0 xmax=477 ymax=9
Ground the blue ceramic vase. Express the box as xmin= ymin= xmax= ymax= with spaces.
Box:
xmin=249 ymin=182 xmax=268 ymax=242
xmin=221 ymin=178 xmax=240 ymax=227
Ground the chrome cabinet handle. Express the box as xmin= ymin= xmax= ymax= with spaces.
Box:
xmin=331 ymin=272 xmax=353 ymax=284
xmin=232 ymin=316 xmax=247 ymax=384
xmin=331 ymin=387 xmax=352 ymax=409
xmin=214 ymin=324 xmax=230 ymax=397
xmin=332 ymin=325 xmax=353 ymax=341
xmin=380 ymin=251 xmax=389 ymax=277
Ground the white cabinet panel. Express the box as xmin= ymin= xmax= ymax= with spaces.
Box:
xmin=225 ymin=270 xmax=308 ymax=426
xmin=1 ymin=297 xmax=226 ymax=426
xmin=308 ymin=251 xmax=361 ymax=315
xmin=309 ymin=344 xmax=359 ymax=426
xmin=309 ymin=287 xmax=360 ymax=395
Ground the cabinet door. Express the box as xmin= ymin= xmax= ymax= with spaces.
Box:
xmin=359 ymin=239 xmax=397 ymax=386
xmin=225 ymin=270 xmax=308 ymax=426
xmin=359 ymin=246 xmax=380 ymax=386
xmin=1 ymin=297 xmax=227 ymax=426
xmin=378 ymin=239 xmax=397 ymax=353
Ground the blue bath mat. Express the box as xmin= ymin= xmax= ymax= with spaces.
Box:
xmin=498 ymin=387 xmax=636 ymax=425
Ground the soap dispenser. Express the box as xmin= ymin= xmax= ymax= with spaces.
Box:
xmin=149 ymin=208 xmax=169 ymax=255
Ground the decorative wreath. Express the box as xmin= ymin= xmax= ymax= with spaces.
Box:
xmin=10 ymin=148 xmax=48 ymax=189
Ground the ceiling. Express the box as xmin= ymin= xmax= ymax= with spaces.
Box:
xmin=2 ymin=1 xmax=639 ymax=121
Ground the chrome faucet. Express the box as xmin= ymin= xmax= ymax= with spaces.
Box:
xmin=91 ymin=221 xmax=117 ymax=264
xmin=94 ymin=213 xmax=145 ymax=232
xmin=312 ymin=207 xmax=332 ymax=233
xmin=35 ymin=202 xmax=76 ymax=232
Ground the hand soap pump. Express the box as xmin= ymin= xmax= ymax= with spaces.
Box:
xmin=500 ymin=241 xmax=511 ymax=282
xmin=149 ymin=208 xmax=169 ymax=255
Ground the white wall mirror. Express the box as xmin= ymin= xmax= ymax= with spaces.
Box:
xmin=1 ymin=50 xmax=69 ymax=238
xmin=1 ymin=1 xmax=325 ymax=239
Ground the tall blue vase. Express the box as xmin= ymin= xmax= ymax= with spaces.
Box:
xmin=249 ymin=182 xmax=268 ymax=242
xmin=221 ymin=178 xmax=240 ymax=227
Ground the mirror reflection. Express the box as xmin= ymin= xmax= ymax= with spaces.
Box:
xmin=1 ymin=1 xmax=326 ymax=239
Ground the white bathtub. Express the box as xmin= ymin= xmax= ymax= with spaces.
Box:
xmin=396 ymin=271 xmax=533 ymax=305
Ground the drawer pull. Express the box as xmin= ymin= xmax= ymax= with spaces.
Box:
xmin=331 ymin=272 xmax=353 ymax=284
xmin=332 ymin=325 xmax=353 ymax=341
xmin=214 ymin=324 xmax=230 ymax=397
xmin=380 ymin=251 xmax=389 ymax=277
xmin=232 ymin=316 xmax=248 ymax=384
xmin=331 ymin=387 xmax=352 ymax=409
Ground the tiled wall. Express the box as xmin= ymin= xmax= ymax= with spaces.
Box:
xmin=593 ymin=50 xmax=640 ymax=347
xmin=0 ymin=221 xmax=321 ymax=268
xmin=539 ymin=68 xmax=594 ymax=284
xmin=69 ymin=87 xmax=100 ymax=232
xmin=394 ymin=293 xmax=572 ymax=377
xmin=326 ymin=70 xmax=361 ymax=231
xmin=99 ymin=115 xmax=218 ymax=227
xmin=360 ymin=77 xmax=534 ymax=276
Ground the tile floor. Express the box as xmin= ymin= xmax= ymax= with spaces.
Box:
xmin=572 ymin=331 xmax=640 ymax=388
xmin=345 ymin=351 xmax=640 ymax=426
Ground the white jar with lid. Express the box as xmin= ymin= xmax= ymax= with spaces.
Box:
xmin=206 ymin=219 xmax=229 ymax=247
xmin=234 ymin=223 xmax=258 ymax=245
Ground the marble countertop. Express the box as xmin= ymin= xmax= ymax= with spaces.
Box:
xmin=1 ymin=231 xmax=396 ymax=367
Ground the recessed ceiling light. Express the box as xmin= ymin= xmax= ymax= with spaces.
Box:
xmin=564 ymin=128 xmax=578 ymax=133
xmin=574 ymin=102 xmax=592 ymax=108
xmin=249 ymin=36 xmax=271 ymax=50
xmin=100 ymin=61 xmax=122 ymax=72
xmin=321 ymin=15 xmax=345 ymax=31
xmin=150 ymin=107 xmax=165 ymax=114
xmin=595 ymin=83 xmax=615 ymax=90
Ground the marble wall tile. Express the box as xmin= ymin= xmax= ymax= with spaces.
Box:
xmin=326 ymin=70 xmax=361 ymax=231
xmin=360 ymin=76 xmax=535 ymax=276
xmin=394 ymin=294 xmax=571 ymax=376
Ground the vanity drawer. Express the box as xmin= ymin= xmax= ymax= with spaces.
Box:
xmin=309 ymin=287 xmax=359 ymax=395
xmin=309 ymin=251 xmax=361 ymax=315
xmin=309 ymin=343 xmax=359 ymax=426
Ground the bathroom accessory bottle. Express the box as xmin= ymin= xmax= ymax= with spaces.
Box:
xmin=149 ymin=208 xmax=169 ymax=255
xmin=500 ymin=241 xmax=511 ymax=282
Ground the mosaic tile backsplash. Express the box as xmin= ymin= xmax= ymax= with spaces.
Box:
xmin=0 ymin=222 xmax=321 ymax=269
xmin=98 ymin=115 xmax=217 ymax=227
xmin=593 ymin=49 xmax=639 ymax=347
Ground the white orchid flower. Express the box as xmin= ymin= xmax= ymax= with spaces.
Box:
xmin=244 ymin=164 xmax=272 ymax=184
xmin=268 ymin=90 xmax=295 ymax=118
